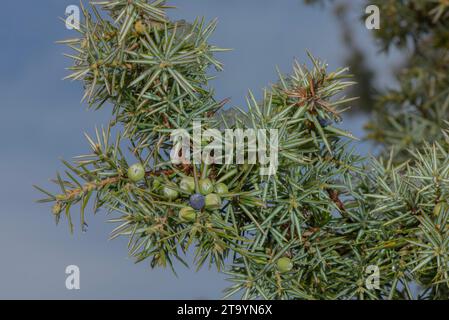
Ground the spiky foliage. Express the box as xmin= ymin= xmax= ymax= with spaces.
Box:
xmin=364 ymin=0 xmax=449 ymax=158
xmin=36 ymin=1 xmax=449 ymax=299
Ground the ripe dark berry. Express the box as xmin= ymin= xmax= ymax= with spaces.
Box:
xmin=189 ymin=193 xmax=205 ymax=210
xmin=128 ymin=163 xmax=145 ymax=182
xmin=277 ymin=257 xmax=293 ymax=273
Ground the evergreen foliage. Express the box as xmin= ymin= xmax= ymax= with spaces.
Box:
xmin=35 ymin=1 xmax=449 ymax=299
xmin=365 ymin=0 xmax=449 ymax=159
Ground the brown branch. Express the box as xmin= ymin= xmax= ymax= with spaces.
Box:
xmin=58 ymin=176 xmax=121 ymax=202
xmin=326 ymin=188 xmax=348 ymax=217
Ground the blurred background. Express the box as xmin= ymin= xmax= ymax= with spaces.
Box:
xmin=0 ymin=0 xmax=402 ymax=299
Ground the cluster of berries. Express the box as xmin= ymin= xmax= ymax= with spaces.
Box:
xmin=127 ymin=163 xmax=229 ymax=223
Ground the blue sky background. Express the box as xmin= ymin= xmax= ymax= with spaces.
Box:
xmin=0 ymin=0 xmax=400 ymax=299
